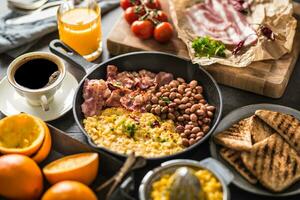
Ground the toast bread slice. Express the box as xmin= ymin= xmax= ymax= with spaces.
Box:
xmin=241 ymin=134 xmax=300 ymax=192
xmin=220 ymin=148 xmax=257 ymax=184
xmin=248 ymin=115 xmax=273 ymax=144
xmin=214 ymin=118 xmax=252 ymax=151
xmin=255 ymin=110 xmax=300 ymax=154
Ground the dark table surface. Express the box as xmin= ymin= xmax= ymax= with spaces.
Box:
xmin=1 ymin=2 xmax=300 ymax=200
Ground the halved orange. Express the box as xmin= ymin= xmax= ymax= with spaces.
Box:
xmin=0 ymin=113 xmax=45 ymax=156
xmin=43 ymin=152 xmax=99 ymax=185
xmin=31 ymin=119 xmax=52 ymax=163
xmin=41 ymin=181 xmax=97 ymax=200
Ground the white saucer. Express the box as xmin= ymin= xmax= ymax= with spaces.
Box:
xmin=0 ymin=72 xmax=78 ymax=122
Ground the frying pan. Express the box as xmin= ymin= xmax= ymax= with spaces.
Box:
xmin=49 ymin=39 xmax=223 ymax=161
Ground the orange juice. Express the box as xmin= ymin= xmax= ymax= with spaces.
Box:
xmin=58 ymin=7 xmax=102 ymax=61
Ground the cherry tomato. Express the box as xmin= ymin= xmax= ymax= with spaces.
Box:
xmin=120 ymin=0 xmax=140 ymax=10
xmin=145 ymin=0 xmax=161 ymax=9
xmin=153 ymin=10 xmax=168 ymax=22
xmin=124 ymin=6 xmax=145 ymax=24
xmin=131 ymin=20 xmax=154 ymax=39
xmin=154 ymin=22 xmax=173 ymax=43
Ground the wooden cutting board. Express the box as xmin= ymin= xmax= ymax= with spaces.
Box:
xmin=107 ymin=1 xmax=300 ymax=98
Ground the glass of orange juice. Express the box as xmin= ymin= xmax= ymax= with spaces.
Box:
xmin=57 ymin=0 xmax=102 ymax=61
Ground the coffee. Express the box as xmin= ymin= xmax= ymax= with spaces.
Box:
xmin=14 ymin=58 xmax=59 ymax=89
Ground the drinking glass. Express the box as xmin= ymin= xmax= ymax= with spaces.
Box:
xmin=57 ymin=0 xmax=102 ymax=61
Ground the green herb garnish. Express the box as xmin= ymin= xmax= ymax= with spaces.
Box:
xmin=160 ymin=97 xmax=171 ymax=104
xmin=192 ymin=36 xmax=226 ymax=58
xmin=124 ymin=123 xmax=137 ymax=138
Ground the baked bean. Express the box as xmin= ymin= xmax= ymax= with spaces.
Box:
xmin=185 ymin=88 xmax=192 ymax=93
xmin=181 ymin=97 xmax=189 ymax=104
xmin=185 ymin=108 xmax=191 ymax=114
xmin=207 ymin=111 xmax=214 ymax=117
xmin=178 ymin=85 xmax=185 ymax=94
xmin=192 ymin=89 xmax=197 ymax=93
xmin=160 ymin=88 xmax=167 ymax=93
xmin=178 ymin=104 xmax=187 ymax=110
xmin=185 ymin=125 xmax=193 ymax=130
xmin=191 ymin=127 xmax=201 ymax=134
xmin=190 ymin=134 xmax=196 ymax=139
xmin=170 ymin=88 xmax=177 ymax=92
xmin=196 ymin=86 xmax=203 ymax=93
xmin=168 ymin=113 xmax=175 ymax=120
xmin=189 ymin=80 xmax=198 ymax=88
xmin=176 ymin=125 xmax=184 ymax=133
xmin=194 ymin=94 xmax=203 ymax=100
xmin=165 ymin=85 xmax=171 ymax=90
xmin=184 ymin=129 xmax=191 ymax=136
xmin=159 ymin=100 xmax=166 ymax=106
xmin=197 ymin=120 xmax=203 ymax=126
xmin=161 ymin=106 xmax=168 ymax=113
xmin=202 ymin=125 xmax=210 ymax=133
xmin=196 ymin=132 xmax=204 ymax=137
xmin=206 ymin=105 xmax=216 ymax=111
xmin=200 ymin=99 xmax=207 ymax=104
xmin=174 ymin=98 xmax=181 ymax=104
xmin=196 ymin=109 xmax=205 ymax=116
xmin=182 ymin=138 xmax=190 ymax=147
xmin=183 ymin=114 xmax=190 ymax=121
xmin=151 ymin=96 xmax=158 ymax=104
xmin=177 ymin=77 xmax=185 ymax=83
xmin=177 ymin=116 xmax=184 ymax=122
xmin=189 ymin=138 xmax=196 ymax=146
xmin=185 ymin=91 xmax=192 ymax=97
xmin=190 ymin=114 xmax=198 ymax=122
xmin=180 ymin=133 xmax=187 ymax=138
xmin=168 ymin=107 xmax=175 ymax=113
xmin=195 ymin=136 xmax=202 ymax=141
xmin=169 ymin=81 xmax=177 ymax=88
xmin=169 ymin=92 xmax=177 ymax=100
xmin=154 ymin=106 xmax=161 ymax=115
xmin=145 ymin=104 xmax=152 ymax=112
xmin=203 ymin=117 xmax=211 ymax=124
xmin=190 ymin=104 xmax=200 ymax=113
xmin=163 ymin=92 xmax=170 ymax=97
xmin=169 ymin=102 xmax=176 ymax=108
xmin=185 ymin=102 xmax=192 ymax=108
xmin=150 ymin=108 xmax=155 ymax=113
xmin=155 ymin=92 xmax=162 ymax=97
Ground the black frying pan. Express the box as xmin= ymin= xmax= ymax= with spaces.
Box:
xmin=49 ymin=39 xmax=223 ymax=161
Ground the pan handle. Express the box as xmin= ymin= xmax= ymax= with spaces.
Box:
xmin=49 ymin=39 xmax=97 ymax=73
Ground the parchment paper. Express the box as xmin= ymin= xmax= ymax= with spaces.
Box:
xmin=169 ymin=0 xmax=297 ymax=67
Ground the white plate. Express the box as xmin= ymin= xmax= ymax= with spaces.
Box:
xmin=0 ymin=72 xmax=78 ymax=121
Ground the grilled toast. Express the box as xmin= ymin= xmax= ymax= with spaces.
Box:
xmin=255 ymin=110 xmax=300 ymax=154
xmin=220 ymin=148 xmax=257 ymax=184
xmin=241 ymin=134 xmax=300 ymax=192
xmin=248 ymin=115 xmax=273 ymax=144
xmin=214 ymin=118 xmax=252 ymax=151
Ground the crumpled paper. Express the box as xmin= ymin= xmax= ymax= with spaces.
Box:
xmin=169 ymin=0 xmax=297 ymax=67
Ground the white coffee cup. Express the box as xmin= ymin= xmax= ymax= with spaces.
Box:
xmin=7 ymin=52 xmax=66 ymax=111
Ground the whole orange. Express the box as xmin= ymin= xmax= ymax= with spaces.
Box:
xmin=42 ymin=181 xmax=98 ymax=200
xmin=0 ymin=154 xmax=43 ymax=200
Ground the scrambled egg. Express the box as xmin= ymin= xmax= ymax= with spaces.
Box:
xmin=83 ymin=107 xmax=184 ymax=157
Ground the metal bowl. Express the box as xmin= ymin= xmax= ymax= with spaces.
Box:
xmin=139 ymin=158 xmax=233 ymax=200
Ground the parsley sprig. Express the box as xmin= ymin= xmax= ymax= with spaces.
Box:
xmin=192 ymin=36 xmax=226 ymax=58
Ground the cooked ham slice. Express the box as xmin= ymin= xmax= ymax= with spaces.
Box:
xmin=154 ymin=72 xmax=174 ymax=87
xmin=81 ymin=79 xmax=111 ymax=117
xmin=186 ymin=0 xmax=257 ymax=46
